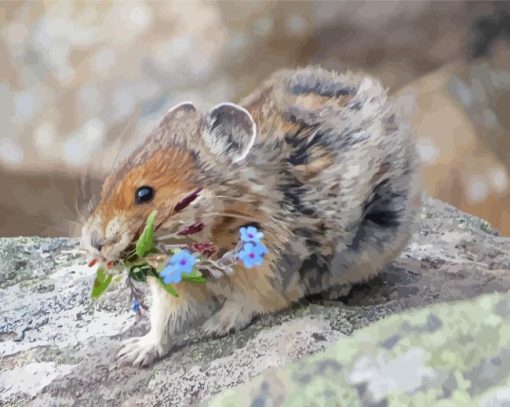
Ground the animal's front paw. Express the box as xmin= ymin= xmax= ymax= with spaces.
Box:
xmin=117 ymin=335 xmax=164 ymax=367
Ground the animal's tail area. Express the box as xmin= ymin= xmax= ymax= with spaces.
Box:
xmin=327 ymin=139 xmax=421 ymax=290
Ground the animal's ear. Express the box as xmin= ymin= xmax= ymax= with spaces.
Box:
xmin=159 ymin=101 xmax=199 ymax=128
xmin=202 ymin=103 xmax=256 ymax=163
xmin=158 ymin=102 xmax=203 ymax=148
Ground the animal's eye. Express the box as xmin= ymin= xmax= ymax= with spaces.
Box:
xmin=135 ymin=186 xmax=154 ymax=204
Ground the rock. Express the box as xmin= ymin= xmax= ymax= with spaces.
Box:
xmin=206 ymin=291 xmax=510 ymax=406
xmin=1 ymin=197 xmax=510 ymax=406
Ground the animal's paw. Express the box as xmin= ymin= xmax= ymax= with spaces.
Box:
xmin=201 ymin=301 xmax=253 ymax=337
xmin=117 ymin=335 xmax=163 ymax=367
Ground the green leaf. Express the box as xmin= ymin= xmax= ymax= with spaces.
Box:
xmin=123 ymin=250 xmax=139 ymax=264
xmin=129 ymin=266 xmax=147 ymax=282
xmin=91 ymin=267 xmax=113 ymax=299
xmin=128 ymin=263 xmax=155 ymax=282
xmin=156 ymin=276 xmax=179 ymax=297
xmin=182 ymin=275 xmax=207 ymax=284
xmin=185 ymin=268 xmax=203 ymax=278
xmin=135 ymin=210 xmax=158 ymax=258
xmin=148 ymin=267 xmax=179 ymax=297
xmin=123 ymin=259 xmax=143 ymax=268
xmin=181 ymin=268 xmax=207 ymax=283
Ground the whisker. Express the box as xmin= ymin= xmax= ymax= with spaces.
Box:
xmin=199 ymin=211 xmax=257 ymax=222
xmin=108 ymin=113 xmax=140 ymax=172
xmin=41 ymin=174 xmax=87 ymax=237
xmin=75 ymin=112 xmax=140 ymax=227
xmin=75 ymin=155 xmax=103 ymax=226
xmin=156 ymin=235 xmax=182 ymax=242
xmin=155 ymin=212 xmax=255 ymax=240
xmin=212 ymin=195 xmax=255 ymax=204
xmin=33 ymin=220 xmax=70 ymax=237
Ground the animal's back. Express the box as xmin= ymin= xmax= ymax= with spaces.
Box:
xmin=240 ymin=66 xmax=420 ymax=296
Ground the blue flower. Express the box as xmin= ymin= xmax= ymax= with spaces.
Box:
xmin=131 ymin=299 xmax=141 ymax=313
xmin=238 ymin=241 xmax=268 ymax=269
xmin=240 ymin=226 xmax=264 ymax=242
xmin=160 ymin=249 xmax=196 ymax=284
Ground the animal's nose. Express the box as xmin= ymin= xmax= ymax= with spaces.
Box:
xmin=91 ymin=239 xmax=103 ymax=251
xmin=90 ymin=231 xmax=105 ymax=252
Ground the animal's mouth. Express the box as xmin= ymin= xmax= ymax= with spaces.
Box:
xmin=87 ymin=195 xmax=208 ymax=271
xmin=87 ymin=239 xmax=134 ymax=270
xmin=87 ymin=257 xmax=118 ymax=270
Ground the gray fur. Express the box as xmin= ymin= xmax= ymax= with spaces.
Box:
xmin=90 ymin=66 xmax=420 ymax=367
xmin=195 ymin=67 xmax=420 ymax=340
xmin=237 ymin=67 xmax=420 ymax=296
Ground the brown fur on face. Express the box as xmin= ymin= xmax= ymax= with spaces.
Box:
xmin=86 ymin=148 xmax=201 ymax=259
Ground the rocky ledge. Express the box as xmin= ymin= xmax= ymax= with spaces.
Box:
xmin=1 ymin=197 xmax=510 ymax=406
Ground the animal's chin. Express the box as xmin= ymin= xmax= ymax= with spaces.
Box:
xmin=92 ymin=242 xmax=133 ymax=265
xmin=94 ymin=253 xmax=120 ymax=264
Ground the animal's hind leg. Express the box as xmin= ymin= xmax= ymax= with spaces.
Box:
xmin=329 ymin=170 xmax=420 ymax=288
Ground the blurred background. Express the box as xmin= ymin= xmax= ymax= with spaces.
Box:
xmin=0 ymin=0 xmax=509 ymax=237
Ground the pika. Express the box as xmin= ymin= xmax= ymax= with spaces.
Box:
xmin=81 ymin=66 xmax=420 ymax=367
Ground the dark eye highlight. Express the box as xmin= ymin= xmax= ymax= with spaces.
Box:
xmin=135 ymin=186 xmax=154 ymax=204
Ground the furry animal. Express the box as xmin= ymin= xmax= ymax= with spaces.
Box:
xmin=81 ymin=66 xmax=421 ymax=367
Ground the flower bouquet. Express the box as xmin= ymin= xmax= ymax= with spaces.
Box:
xmin=89 ymin=210 xmax=267 ymax=314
